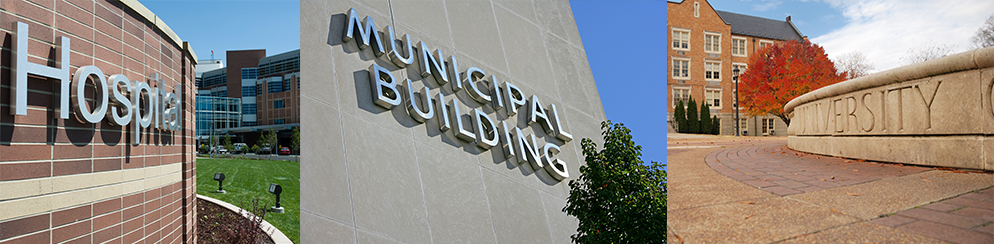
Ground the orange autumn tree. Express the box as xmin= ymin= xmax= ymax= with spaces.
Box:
xmin=740 ymin=40 xmax=846 ymax=125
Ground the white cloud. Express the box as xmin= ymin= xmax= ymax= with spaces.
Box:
xmin=753 ymin=0 xmax=784 ymax=12
xmin=811 ymin=0 xmax=994 ymax=72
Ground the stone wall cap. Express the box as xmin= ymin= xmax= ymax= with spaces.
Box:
xmin=784 ymin=46 xmax=994 ymax=116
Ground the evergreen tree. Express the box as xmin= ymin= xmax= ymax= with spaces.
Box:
xmin=674 ymin=100 xmax=686 ymax=133
xmin=712 ymin=116 xmax=720 ymax=135
xmin=686 ymin=97 xmax=699 ymax=134
xmin=700 ymin=101 xmax=712 ymax=135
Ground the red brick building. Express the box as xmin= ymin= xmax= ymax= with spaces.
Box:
xmin=0 ymin=0 xmax=198 ymax=243
xmin=668 ymin=0 xmax=804 ymax=136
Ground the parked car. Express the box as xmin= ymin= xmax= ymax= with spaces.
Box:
xmin=279 ymin=147 xmax=291 ymax=155
xmin=233 ymin=143 xmax=247 ymax=153
xmin=260 ymin=147 xmax=272 ymax=154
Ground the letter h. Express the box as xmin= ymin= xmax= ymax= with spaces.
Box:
xmin=12 ymin=22 xmax=72 ymax=119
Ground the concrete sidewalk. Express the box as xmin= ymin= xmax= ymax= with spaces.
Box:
xmin=668 ymin=137 xmax=994 ymax=243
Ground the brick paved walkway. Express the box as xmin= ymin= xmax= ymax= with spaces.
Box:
xmin=871 ymin=187 xmax=994 ymax=244
xmin=706 ymin=144 xmax=931 ymax=196
xmin=668 ymin=135 xmax=994 ymax=244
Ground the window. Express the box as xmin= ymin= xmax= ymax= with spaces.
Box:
xmin=705 ymin=61 xmax=721 ymax=81
xmin=242 ymin=85 xmax=256 ymax=96
xmin=704 ymin=32 xmax=721 ymax=53
xmin=732 ymin=37 xmax=747 ymax=56
xmin=672 ymin=58 xmax=690 ymax=79
xmin=672 ymin=29 xmax=690 ymax=50
xmin=705 ymin=88 xmax=721 ymax=109
xmin=273 ymin=100 xmax=285 ymax=109
xmin=740 ymin=118 xmax=748 ymax=135
xmin=759 ymin=40 xmax=774 ymax=49
xmin=732 ymin=63 xmax=747 ymax=82
xmin=243 ymin=103 xmax=257 ymax=115
xmin=268 ymin=78 xmax=283 ymax=93
xmin=284 ymin=77 xmax=291 ymax=91
xmin=672 ymin=87 xmax=690 ymax=108
xmin=241 ymin=68 xmax=258 ymax=80
xmin=274 ymin=119 xmax=285 ymax=125
xmin=763 ymin=118 xmax=775 ymax=135
xmin=694 ymin=2 xmax=700 ymax=18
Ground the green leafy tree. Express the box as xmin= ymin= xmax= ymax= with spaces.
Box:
xmin=251 ymin=144 xmax=261 ymax=154
xmin=673 ymin=100 xmax=686 ymax=133
xmin=223 ymin=135 xmax=234 ymax=153
xmin=700 ymin=101 xmax=712 ymax=135
xmin=564 ymin=121 xmax=667 ymax=244
xmin=686 ymin=97 xmax=699 ymax=134
xmin=712 ymin=116 xmax=720 ymax=135
xmin=291 ymin=127 xmax=300 ymax=154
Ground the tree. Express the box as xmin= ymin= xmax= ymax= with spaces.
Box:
xmin=834 ymin=51 xmax=874 ymax=80
xmin=223 ymin=135 xmax=234 ymax=153
xmin=901 ymin=40 xmax=957 ymax=65
xmin=699 ymin=101 xmax=712 ymax=135
xmin=564 ymin=121 xmax=666 ymax=244
xmin=741 ymin=40 xmax=846 ymax=125
xmin=711 ymin=116 xmax=720 ymax=135
xmin=971 ymin=15 xmax=994 ymax=49
xmin=686 ymin=97 xmax=699 ymax=134
xmin=673 ymin=100 xmax=686 ymax=133
xmin=290 ymin=127 xmax=300 ymax=154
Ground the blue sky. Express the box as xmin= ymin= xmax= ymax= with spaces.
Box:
xmin=572 ymin=1 xmax=668 ymax=164
xmin=706 ymin=0 xmax=993 ymax=71
xmin=141 ymin=0 xmax=300 ymax=64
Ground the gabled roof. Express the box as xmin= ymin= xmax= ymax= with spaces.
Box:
xmin=715 ymin=10 xmax=804 ymax=41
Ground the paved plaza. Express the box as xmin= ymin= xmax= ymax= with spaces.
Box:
xmin=667 ymin=135 xmax=994 ymax=243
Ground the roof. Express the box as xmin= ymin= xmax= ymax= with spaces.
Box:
xmin=715 ymin=10 xmax=804 ymax=41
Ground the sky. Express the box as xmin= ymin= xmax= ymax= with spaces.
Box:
xmin=140 ymin=0 xmax=300 ymax=65
xmin=707 ymin=0 xmax=994 ymax=72
xmin=572 ymin=1 xmax=668 ymax=164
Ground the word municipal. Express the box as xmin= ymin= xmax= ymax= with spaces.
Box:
xmin=9 ymin=22 xmax=182 ymax=145
xmin=343 ymin=8 xmax=572 ymax=180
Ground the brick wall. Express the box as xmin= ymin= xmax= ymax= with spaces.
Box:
xmin=0 ymin=0 xmax=197 ymax=243
xmin=667 ymin=0 xmax=793 ymax=136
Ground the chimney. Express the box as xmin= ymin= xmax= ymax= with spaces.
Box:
xmin=786 ymin=16 xmax=791 ymax=22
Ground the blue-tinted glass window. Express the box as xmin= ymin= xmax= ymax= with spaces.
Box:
xmin=273 ymin=100 xmax=285 ymax=109
xmin=242 ymin=85 xmax=256 ymax=96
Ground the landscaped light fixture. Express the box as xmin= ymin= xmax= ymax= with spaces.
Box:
xmin=268 ymin=183 xmax=284 ymax=213
xmin=213 ymin=173 xmax=226 ymax=193
xmin=733 ymin=66 xmax=741 ymax=137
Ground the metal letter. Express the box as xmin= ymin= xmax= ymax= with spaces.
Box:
xmin=405 ymin=79 xmax=434 ymax=123
xmin=172 ymin=84 xmax=183 ymax=132
xmin=542 ymin=143 xmax=569 ymax=180
xmin=163 ymin=91 xmax=176 ymax=132
xmin=419 ymin=41 xmax=448 ymax=85
xmin=448 ymin=55 xmax=460 ymax=91
xmin=466 ymin=73 xmax=492 ymax=105
xmin=460 ymin=67 xmax=486 ymax=93
xmin=499 ymin=121 xmax=516 ymax=162
xmin=343 ymin=8 xmax=386 ymax=56
xmin=71 ymin=66 xmax=109 ymax=124
xmin=107 ymin=74 xmax=133 ymax=126
xmin=368 ymin=64 xmax=401 ymax=109
xmin=436 ymin=93 xmax=451 ymax=132
xmin=504 ymin=81 xmax=526 ymax=116
xmin=515 ymin=127 xmax=543 ymax=170
xmin=12 ymin=22 xmax=71 ymax=118
xmin=385 ymin=25 xmax=414 ymax=68
xmin=132 ymin=80 xmax=153 ymax=145
xmin=473 ymin=109 xmax=498 ymax=149
xmin=550 ymin=104 xmax=573 ymax=142
xmin=491 ymin=79 xmax=505 ymax=112
xmin=450 ymin=100 xmax=475 ymax=142
xmin=528 ymin=95 xmax=554 ymax=134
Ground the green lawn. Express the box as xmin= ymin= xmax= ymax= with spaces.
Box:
xmin=196 ymin=158 xmax=300 ymax=244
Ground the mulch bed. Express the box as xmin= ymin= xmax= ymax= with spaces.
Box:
xmin=197 ymin=198 xmax=275 ymax=244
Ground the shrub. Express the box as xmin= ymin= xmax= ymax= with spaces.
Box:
xmin=674 ymin=100 xmax=686 ymax=133
xmin=700 ymin=101 xmax=712 ymax=134
xmin=686 ymin=97 xmax=699 ymax=134
xmin=197 ymin=197 xmax=272 ymax=244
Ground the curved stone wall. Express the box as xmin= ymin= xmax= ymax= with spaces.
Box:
xmin=784 ymin=47 xmax=994 ymax=171
xmin=0 ymin=0 xmax=198 ymax=243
